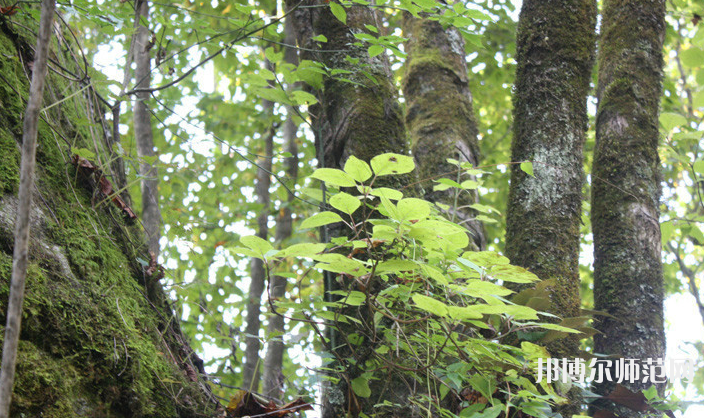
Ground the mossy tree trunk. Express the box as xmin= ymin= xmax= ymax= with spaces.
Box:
xmin=0 ymin=11 xmax=216 ymax=418
xmin=505 ymin=0 xmax=596 ymax=413
xmin=591 ymin=0 xmax=666 ymax=413
xmin=401 ymin=16 xmax=485 ymax=251
xmin=286 ymin=2 xmax=415 ymax=417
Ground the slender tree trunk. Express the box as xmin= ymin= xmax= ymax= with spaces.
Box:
xmin=402 ymin=15 xmax=485 ymax=251
xmin=133 ymin=0 xmax=161 ymax=256
xmin=242 ymin=105 xmax=274 ymax=392
xmin=505 ymin=0 xmax=596 ymax=413
xmin=286 ymin=3 xmax=414 ymax=416
xmin=0 ymin=1 xmax=55 ymax=415
xmin=261 ymin=16 xmax=299 ymax=400
xmin=591 ymin=0 xmax=666 ymax=413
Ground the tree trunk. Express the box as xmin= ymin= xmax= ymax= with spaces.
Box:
xmin=286 ymin=3 xmax=415 ymax=416
xmin=0 ymin=12 xmax=216 ymax=418
xmin=242 ymin=94 xmax=275 ymax=392
xmin=505 ymin=0 xmax=596 ymax=413
xmin=505 ymin=0 xmax=595 ymax=349
xmin=402 ymin=15 xmax=485 ymax=251
xmin=134 ymin=0 xmax=161 ymax=257
xmin=261 ymin=15 xmax=299 ymax=400
xmin=591 ymin=0 xmax=666 ymax=413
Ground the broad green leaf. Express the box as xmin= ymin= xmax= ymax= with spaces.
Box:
xmin=680 ymin=46 xmax=704 ymax=68
xmin=368 ymin=44 xmax=384 ymax=57
xmin=300 ymin=211 xmax=344 ymax=229
xmin=490 ymin=264 xmax=540 ymax=283
xmin=412 ymin=294 xmax=449 ymax=317
xmin=351 ymin=376 xmax=371 ymax=397
xmin=462 ymin=251 xmax=510 ymax=267
xmin=344 ymin=155 xmax=373 ymax=182
xmin=660 ymin=112 xmax=687 ymax=131
xmin=370 ymin=187 xmax=403 ymax=200
xmin=693 ymin=160 xmax=704 ymax=175
xmin=446 ymin=305 xmax=483 ymax=320
xmin=694 ymin=90 xmax=704 ymax=108
xmin=330 ymin=2 xmax=347 ymax=24
xmin=329 ymin=192 xmax=361 ymax=214
xmin=460 ymin=280 xmax=513 ymax=298
xmin=277 ymin=243 xmax=327 ymax=257
xmin=370 ymin=153 xmax=415 ymax=176
xmin=396 ymin=198 xmax=430 ymax=222
xmin=241 ymin=235 xmax=273 ymax=256
xmin=520 ymin=161 xmax=534 ymax=177
xmin=310 ymin=168 xmax=356 ymax=187
xmin=290 ymin=90 xmax=318 ymax=105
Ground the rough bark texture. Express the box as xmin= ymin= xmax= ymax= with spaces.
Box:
xmin=242 ymin=97 xmax=274 ymax=392
xmin=286 ymin=3 xmax=415 ymax=416
xmin=505 ymin=1 xmax=596 ymax=413
xmin=402 ymin=15 xmax=485 ymax=251
xmin=261 ymin=16 xmax=299 ymax=400
xmin=0 ymin=10 xmax=216 ymax=418
xmin=505 ymin=0 xmax=595 ymax=354
xmin=134 ymin=0 xmax=161 ymax=257
xmin=591 ymin=0 xmax=666 ymax=413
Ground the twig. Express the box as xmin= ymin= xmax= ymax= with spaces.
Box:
xmin=0 ymin=1 xmax=56 ymax=416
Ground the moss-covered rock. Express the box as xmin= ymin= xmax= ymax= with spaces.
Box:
xmin=0 ymin=10 xmax=216 ymax=418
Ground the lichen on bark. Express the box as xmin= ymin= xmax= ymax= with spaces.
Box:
xmin=505 ymin=0 xmax=596 ymax=413
xmin=591 ymin=0 xmax=667 ymax=414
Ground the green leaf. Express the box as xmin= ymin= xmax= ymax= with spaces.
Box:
xmin=344 ymin=155 xmax=373 ymax=182
xmin=329 ymin=192 xmax=361 ymax=214
xmin=330 ymin=2 xmax=347 ymax=24
xmin=396 ymin=198 xmax=430 ymax=222
xmin=660 ymin=112 xmax=687 ymax=131
xmin=310 ymin=168 xmax=356 ymax=187
xmin=370 ymin=187 xmax=403 ymax=200
xmin=693 ymin=90 xmax=704 ymax=109
xmin=490 ymin=264 xmax=540 ymax=283
xmin=412 ymin=294 xmax=449 ymax=317
xmin=240 ymin=236 xmax=273 ymax=256
xmin=311 ymin=34 xmax=328 ymax=42
xmin=368 ymin=44 xmax=384 ymax=57
xmin=370 ymin=153 xmax=415 ymax=176
xmin=277 ymin=243 xmax=327 ymax=257
xmin=300 ymin=211 xmax=345 ymax=229
xmin=351 ymin=376 xmax=371 ymax=397
xmin=693 ymin=160 xmax=704 ymax=175
xmin=520 ymin=161 xmax=534 ymax=177
xmin=290 ymin=90 xmax=318 ymax=105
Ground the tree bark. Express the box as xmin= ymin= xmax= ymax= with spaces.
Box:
xmin=134 ymin=0 xmax=161 ymax=257
xmin=261 ymin=15 xmax=299 ymax=400
xmin=402 ymin=15 xmax=485 ymax=251
xmin=505 ymin=0 xmax=596 ymax=413
xmin=505 ymin=0 xmax=595 ymax=349
xmin=592 ymin=0 xmax=667 ymax=412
